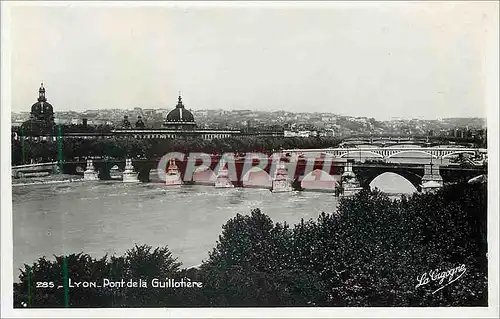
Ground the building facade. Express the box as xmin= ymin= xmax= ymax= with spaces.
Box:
xmin=21 ymin=83 xmax=55 ymax=133
xmin=13 ymin=85 xmax=284 ymax=141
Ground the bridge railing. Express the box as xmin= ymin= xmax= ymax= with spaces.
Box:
xmin=282 ymin=147 xmax=486 ymax=153
xmin=12 ymin=162 xmax=58 ymax=169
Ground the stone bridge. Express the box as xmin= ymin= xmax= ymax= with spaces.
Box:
xmin=283 ymin=147 xmax=487 ymax=160
xmin=60 ymin=157 xmax=346 ymax=187
xmin=16 ymin=154 xmax=486 ymax=193
xmin=351 ymin=163 xmax=486 ymax=191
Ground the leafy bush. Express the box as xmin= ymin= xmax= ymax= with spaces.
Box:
xmin=14 ymin=245 xmax=183 ymax=307
xmin=201 ymin=183 xmax=487 ymax=307
xmin=14 ymin=183 xmax=487 ymax=307
xmin=12 ymin=136 xmax=342 ymax=165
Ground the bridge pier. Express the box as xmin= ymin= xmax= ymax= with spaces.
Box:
xmin=137 ymin=167 xmax=151 ymax=182
xmin=339 ymin=160 xmax=363 ymax=196
xmin=98 ymin=162 xmax=112 ymax=180
xmin=421 ymin=164 xmax=443 ymax=193
xmin=165 ymin=158 xmax=182 ymax=186
xmin=83 ymin=159 xmax=99 ymax=181
xmin=52 ymin=164 xmax=61 ymax=175
xmin=122 ymin=159 xmax=139 ymax=183
xmin=215 ymin=159 xmax=234 ymax=188
xmin=271 ymin=160 xmax=293 ymax=193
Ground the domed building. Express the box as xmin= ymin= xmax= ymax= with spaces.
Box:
xmin=111 ymin=93 xmax=245 ymax=140
xmin=121 ymin=115 xmax=132 ymax=128
xmin=13 ymin=85 xmax=283 ymax=142
xmin=163 ymin=95 xmax=196 ymax=130
xmin=22 ymin=83 xmax=55 ymax=133
xmin=135 ymin=115 xmax=145 ymax=128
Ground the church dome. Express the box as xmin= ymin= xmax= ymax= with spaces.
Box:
xmin=30 ymin=83 xmax=54 ymax=116
xmin=31 ymin=101 xmax=54 ymax=115
xmin=31 ymin=102 xmax=42 ymax=114
xmin=43 ymin=102 xmax=53 ymax=113
xmin=165 ymin=95 xmax=195 ymax=123
xmin=135 ymin=115 xmax=145 ymax=128
xmin=22 ymin=83 xmax=56 ymax=134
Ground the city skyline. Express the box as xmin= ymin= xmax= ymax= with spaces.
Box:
xmin=6 ymin=2 xmax=496 ymax=120
xmin=10 ymin=102 xmax=489 ymax=122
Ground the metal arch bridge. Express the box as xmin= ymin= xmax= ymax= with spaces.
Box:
xmin=282 ymin=147 xmax=487 ymax=160
xmin=339 ymin=136 xmax=430 ymax=146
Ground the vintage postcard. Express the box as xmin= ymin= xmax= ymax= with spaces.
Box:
xmin=1 ymin=1 xmax=498 ymax=318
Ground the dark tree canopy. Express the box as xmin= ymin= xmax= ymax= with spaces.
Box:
xmin=13 ymin=183 xmax=487 ymax=307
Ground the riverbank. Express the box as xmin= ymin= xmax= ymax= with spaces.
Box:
xmin=12 ymin=174 xmax=84 ymax=187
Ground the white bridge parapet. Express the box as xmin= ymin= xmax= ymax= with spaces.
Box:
xmin=12 ymin=162 xmax=58 ymax=169
xmin=282 ymin=147 xmax=487 ymax=160
xmin=12 ymin=162 xmax=59 ymax=178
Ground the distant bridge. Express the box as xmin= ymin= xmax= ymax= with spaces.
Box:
xmin=340 ymin=136 xmax=430 ymax=147
xmin=339 ymin=134 xmax=483 ymax=145
xmin=282 ymin=147 xmax=487 ymax=160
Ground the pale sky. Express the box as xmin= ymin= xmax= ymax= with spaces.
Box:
xmin=6 ymin=1 xmax=498 ymax=119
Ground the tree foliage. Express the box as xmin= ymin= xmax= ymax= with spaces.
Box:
xmin=14 ymin=183 xmax=487 ymax=307
xmin=12 ymin=136 xmax=341 ymax=165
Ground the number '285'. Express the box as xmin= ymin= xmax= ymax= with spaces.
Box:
xmin=36 ymin=282 xmax=55 ymax=288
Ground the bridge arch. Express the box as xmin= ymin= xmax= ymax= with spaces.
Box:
xmin=386 ymin=144 xmax=425 ymax=148
xmin=110 ymin=164 xmax=123 ymax=172
xmin=300 ymin=169 xmax=339 ymax=192
xmin=137 ymin=167 xmax=151 ymax=182
xmin=386 ymin=150 xmax=437 ymax=159
xmin=355 ymin=167 xmax=423 ymax=191
xmin=242 ymin=167 xmax=272 ymax=189
xmin=192 ymin=165 xmax=217 ymax=185
xmin=369 ymin=172 xmax=418 ymax=194
xmin=339 ymin=151 xmax=384 ymax=159
xmin=441 ymin=150 xmax=477 ymax=159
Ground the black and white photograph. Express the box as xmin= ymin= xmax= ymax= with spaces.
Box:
xmin=1 ymin=1 xmax=498 ymax=318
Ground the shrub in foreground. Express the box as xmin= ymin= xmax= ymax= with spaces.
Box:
xmin=14 ymin=183 xmax=487 ymax=307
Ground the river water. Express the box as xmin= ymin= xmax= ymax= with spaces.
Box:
xmin=12 ymin=173 xmax=417 ymax=279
